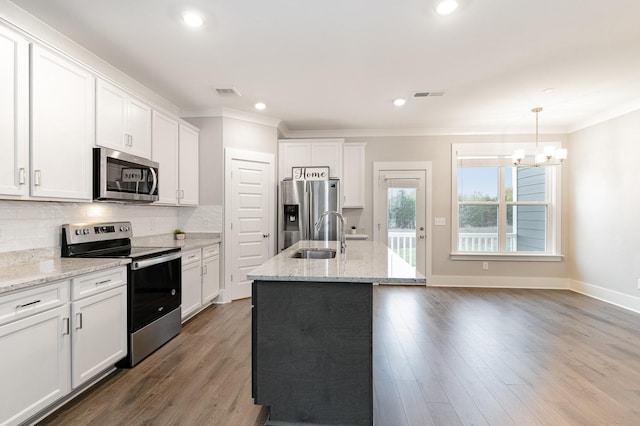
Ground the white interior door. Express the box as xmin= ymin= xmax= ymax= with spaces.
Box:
xmin=373 ymin=163 xmax=432 ymax=282
xmin=226 ymin=150 xmax=274 ymax=300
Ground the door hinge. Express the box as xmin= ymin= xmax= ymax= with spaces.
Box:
xmin=231 ymin=222 xmax=233 ymax=230
xmin=230 ymin=274 xmax=233 ymax=282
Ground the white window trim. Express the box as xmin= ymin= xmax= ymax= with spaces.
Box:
xmin=451 ymin=143 xmax=563 ymax=260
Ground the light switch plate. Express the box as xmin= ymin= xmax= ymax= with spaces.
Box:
xmin=434 ymin=217 xmax=446 ymax=226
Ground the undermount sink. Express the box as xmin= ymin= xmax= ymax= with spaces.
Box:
xmin=291 ymin=248 xmax=337 ymax=259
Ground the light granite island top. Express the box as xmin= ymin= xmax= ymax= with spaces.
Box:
xmin=249 ymin=240 xmax=424 ymax=426
xmin=247 ymin=239 xmax=426 ymax=284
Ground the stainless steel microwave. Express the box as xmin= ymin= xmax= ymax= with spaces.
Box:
xmin=93 ymin=147 xmax=159 ymax=203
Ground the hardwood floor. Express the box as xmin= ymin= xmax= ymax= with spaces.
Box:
xmin=39 ymin=287 xmax=640 ymax=425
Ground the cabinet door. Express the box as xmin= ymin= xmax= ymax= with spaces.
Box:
xmin=127 ymin=97 xmax=152 ymax=158
xmin=202 ymin=254 xmax=220 ymax=304
xmin=95 ymin=79 xmax=128 ymax=152
xmin=152 ymin=111 xmax=179 ymax=205
xmin=0 ymin=304 xmax=71 ymax=426
xmin=0 ymin=26 xmax=29 ymax=198
xmin=181 ymin=253 xmax=202 ymax=321
xmin=279 ymin=142 xmax=310 ymax=179
xmin=178 ymin=123 xmax=199 ymax=206
xmin=311 ymin=141 xmax=343 ymax=180
xmin=71 ymin=286 xmax=127 ymax=388
xmin=342 ymin=143 xmax=366 ymax=208
xmin=31 ymin=45 xmax=94 ymax=200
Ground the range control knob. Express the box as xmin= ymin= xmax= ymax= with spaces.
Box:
xmin=75 ymin=229 xmax=82 ymax=235
xmin=83 ymin=228 xmax=90 ymax=235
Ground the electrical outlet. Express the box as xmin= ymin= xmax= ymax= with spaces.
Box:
xmin=482 ymin=262 xmax=489 ymax=270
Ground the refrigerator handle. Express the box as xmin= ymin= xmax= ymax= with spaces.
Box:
xmin=308 ymin=181 xmax=313 ymax=240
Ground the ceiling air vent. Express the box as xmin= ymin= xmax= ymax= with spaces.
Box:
xmin=413 ymin=91 xmax=446 ymax=98
xmin=212 ymin=86 xmax=242 ymax=97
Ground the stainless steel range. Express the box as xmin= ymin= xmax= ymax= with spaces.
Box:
xmin=61 ymin=222 xmax=182 ymax=367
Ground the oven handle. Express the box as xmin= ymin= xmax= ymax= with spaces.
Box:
xmin=131 ymin=252 xmax=182 ymax=270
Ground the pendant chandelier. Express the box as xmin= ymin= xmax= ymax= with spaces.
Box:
xmin=512 ymin=107 xmax=567 ymax=167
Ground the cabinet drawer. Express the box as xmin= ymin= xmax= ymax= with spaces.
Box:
xmin=182 ymin=249 xmax=201 ymax=266
xmin=0 ymin=280 xmax=69 ymax=327
xmin=202 ymin=244 xmax=219 ymax=259
xmin=71 ymin=267 xmax=127 ymax=300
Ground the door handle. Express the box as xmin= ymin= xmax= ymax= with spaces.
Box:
xmin=419 ymin=234 xmax=425 ymax=239
xmin=34 ymin=170 xmax=41 ymax=186
xmin=76 ymin=312 xmax=83 ymax=330
xmin=62 ymin=318 xmax=70 ymax=335
xmin=419 ymin=226 xmax=425 ymax=231
xmin=19 ymin=168 xmax=26 ymax=185
xmin=263 ymin=233 xmax=270 ymax=239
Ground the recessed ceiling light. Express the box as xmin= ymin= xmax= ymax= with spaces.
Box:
xmin=394 ymin=98 xmax=406 ymax=107
xmin=182 ymin=11 xmax=205 ymax=28
xmin=543 ymin=88 xmax=555 ymax=94
xmin=255 ymin=102 xmax=266 ymax=110
xmin=435 ymin=0 xmax=459 ymax=15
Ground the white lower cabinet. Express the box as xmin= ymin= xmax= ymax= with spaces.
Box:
xmin=0 ymin=280 xmax=71 ymax=426
xmin=71 ymin=285 xmax=127 ymax=388
xmin=202 ymin=244 xmax=220 ymax=304
xmin=181 ymin=244 xmax=221 ymax=322
xmin=0 ymin=266 xmax=127 ymax=426
xmin=181 ymin=248 xmax=203 ymax=321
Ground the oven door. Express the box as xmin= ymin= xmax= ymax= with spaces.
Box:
xmin=129 ymin=251 xmax=181 ymax=332
xmin=94 ymin=147 xmax=159 ymax=203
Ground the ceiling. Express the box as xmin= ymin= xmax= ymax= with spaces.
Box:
xmin=9 ymin=0 xmax=640 ymax=135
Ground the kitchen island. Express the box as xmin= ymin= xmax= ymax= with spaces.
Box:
xmin=247 ymin=240 xmax=425 ymax=426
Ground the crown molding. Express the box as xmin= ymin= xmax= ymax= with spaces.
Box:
xmin=180 ymin=107 xmax=281 ymax=128
xmin=568 ymin=102 xmax=640 ymax=134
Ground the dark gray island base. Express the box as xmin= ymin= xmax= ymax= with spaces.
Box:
xmin=252 ymin=280 xmax=373 ymax=426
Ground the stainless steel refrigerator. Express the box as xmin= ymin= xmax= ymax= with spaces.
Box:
xmin=279 ymin=179 xmax=341 ymax=251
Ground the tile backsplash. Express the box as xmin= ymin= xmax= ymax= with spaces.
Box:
xmin=0 ymin=201 xmax=224 ymax=254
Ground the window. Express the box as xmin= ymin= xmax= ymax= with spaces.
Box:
xmin=452 ymin=143 xmax=562 ymax=259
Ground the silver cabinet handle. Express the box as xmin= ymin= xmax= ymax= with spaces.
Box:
xmin=34 ymin=170 xmax=41 ymax=186
xmin=19 ymin=168 xmax=26 ymax=185
xmin=76 ymin=312 xmax=83 ymax=330
xmin=95 ymin=279 xmax=111 ymax=286
xmin=203 ymin=265 xmax=208 ymax=275
xmin=62 ymin=318 xmax=70 ymax=335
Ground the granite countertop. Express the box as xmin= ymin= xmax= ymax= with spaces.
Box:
xmin=0 ymin=257 xmax=131 ymax=295
xmin=0 ymin=232 xmax=221 ymax=296
xmin=247 ymin=240 xmax=426 ymax=284
xmin=132 ymin=232 xmax=221 ymax=251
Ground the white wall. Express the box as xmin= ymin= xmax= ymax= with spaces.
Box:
xmin=567 ymin=109 xmax=640 ymax=300
xmin=0 ymin=201 xmax=178 ymax=253
xmin=341 ymin=133 xmax=570 ymax=284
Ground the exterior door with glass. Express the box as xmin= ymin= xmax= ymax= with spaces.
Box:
xmin=374 ymin=169 xmax=427 ymax=277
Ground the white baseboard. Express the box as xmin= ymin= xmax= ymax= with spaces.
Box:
xmin=570 ymin=279 xmax=640 ymax=314
xmin=429 ymin=275 xmax=569 ymax=289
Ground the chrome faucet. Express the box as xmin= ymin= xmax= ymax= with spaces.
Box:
xmin=314 ymin=211 xmax=346 ymax=253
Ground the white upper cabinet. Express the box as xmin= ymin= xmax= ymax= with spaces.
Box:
xmin=178 ymin=123 xmax=199 ymax=206
xmin=31 ymin=44 xmax=95 ymax=201
xmin=96 ymin=79 xmax=151 ymax=158
xmin=278 ymin=138 xmax=344 ymax=181
xmin=0 ymin=25 xmax=29 ymax=199
xmin=343 ymin=143 xmax=366 ymax=208
xmin=151 ymin=110 xmax=179 ymax=205
xmin=151 ymin=116 xmax=199 ymax=206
